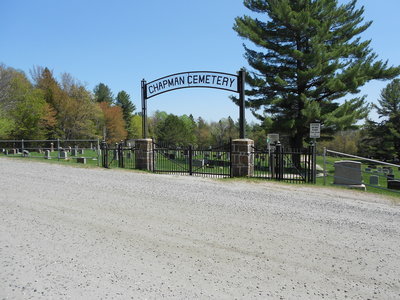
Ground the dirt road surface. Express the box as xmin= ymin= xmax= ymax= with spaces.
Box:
xmin=1 ymin=158 xmax=399 ymax=299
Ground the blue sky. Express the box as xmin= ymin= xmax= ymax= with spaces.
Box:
xmin=1 ymin=0 xmax=399 ymax=124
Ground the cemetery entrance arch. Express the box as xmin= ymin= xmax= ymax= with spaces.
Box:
xmin=141 ymin=70 xmax=246 ymax=138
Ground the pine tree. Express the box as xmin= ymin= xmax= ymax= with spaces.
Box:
xmin=374 ymin=79 xmax=400 ymax=160
xmin=234 ymin=0 xmax=400 ymax=148
xmin=115 ymin=90 xmax=135 ymax=127
xmin=93 ymin=83 xmax=114 ymax=104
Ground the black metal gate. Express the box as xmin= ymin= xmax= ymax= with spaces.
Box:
xmin=152 ymin=141 xmax=231 ymax=178
xmin=252 ymin=143 xmax=316 ymax=183
xmin=101 ymin=141 xmax=136 ymax=169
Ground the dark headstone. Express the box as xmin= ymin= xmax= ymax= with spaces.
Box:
xmin=369 ymin=175 xmax=379 ymax=185
xmin=386 ymin=174 xmax=395 ymax=180
xmin=387 ymin=180 xmax=400 ymax=190
xmin=76 ymin=157 xmax=86 ymax=164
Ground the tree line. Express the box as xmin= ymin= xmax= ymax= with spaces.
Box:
xmin=1 ymin=0 xmax=400 ymax=161
xmin=0 ymin=64 xmax=266 ymax=146
xmin=0 ymin=63 xmax=399 ymax=160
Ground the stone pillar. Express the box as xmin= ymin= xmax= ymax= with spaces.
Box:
xmin=135 ymin=139 xmax=153 ymax=171
xmin=231 ymin=139 xmax=254 ymax=177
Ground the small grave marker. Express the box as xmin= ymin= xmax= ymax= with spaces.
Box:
xmin=369 ymin=175 xmax=379 ymax=185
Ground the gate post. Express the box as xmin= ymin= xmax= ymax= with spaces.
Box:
xmin=135 ymin=139 xmax=153 ymax=171
xmin=188 ymin=145 xmax=193 ymax=176
xmin=231 ymin=139 xmax=254 ymax=177
xmin=309 ymin=142 xmax=316 ymax=183
xmin=275 ymin=142 xmax=284 ymax=180
xmin=101 ymin=141 xmax=108 ymax=168
xmin=118 ymin=142 xmax=124 ymax=168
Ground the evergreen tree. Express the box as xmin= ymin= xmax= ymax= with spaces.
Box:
xmin=115 ymin=90 xmax=135 ymax=127
xmin=234 ymin=0 xmax=400 ymax=149
xmin=155 ymin=114 xmax=193 ymax=146
xmin=373 ymin=79 xmax=400 ymax=160
xmin=93 ymin=83 xmax=114 ymax=104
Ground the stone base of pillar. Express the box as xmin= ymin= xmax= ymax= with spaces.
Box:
xmin=135 ymin=139 xmax=153 ymax=171
xmin=231 ymin=139 xmax=254 ymax=177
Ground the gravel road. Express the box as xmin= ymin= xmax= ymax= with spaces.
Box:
xmin=1 ymin=158 xmax=399 ymax=299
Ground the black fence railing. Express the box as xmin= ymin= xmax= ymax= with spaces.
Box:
xmin=152 ymin=141 xmax=231 ymax=178
xmin=98 ymin=141 xmax=317 ymax=184
xmin=100 ymin=142 xmax=136 ymax=169
xmin=252 ymin=143 xmax=316 ymax=183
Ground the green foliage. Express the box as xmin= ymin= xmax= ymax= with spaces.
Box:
xmin=93 ymin=83 xmax=114 ymax=104
xmin=319 ymin=130 xmax=360 ymax=155
xmin=155 ymin=114 xmax=195 ymax=146
xmin=359 ymin=79 xmax=400 ymax=160
xmin=234 ymin=0 xmax=400 ymax=148
xmin=128 ymin=114 xmax=142 ymax=139
xmin=0 ymin=111 xmax=14 ymax=138
xmin=115 ymin=90 xmax=136 ymax=128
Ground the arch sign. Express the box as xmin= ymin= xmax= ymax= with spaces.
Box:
xmin=141 ymin=70 xmax=246 ymax=138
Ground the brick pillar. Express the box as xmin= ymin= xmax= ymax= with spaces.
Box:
xmin=231 ymin=139 xmax=254 ymax=177
xmin=135 ymin=139 xmax=153 ymax=171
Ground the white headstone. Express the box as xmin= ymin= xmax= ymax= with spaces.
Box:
xmin=44 ymin=150 xmax=51 ymax=159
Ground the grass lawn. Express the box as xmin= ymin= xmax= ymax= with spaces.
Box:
xmin=316 ymin=155 xmax=400 ymax=198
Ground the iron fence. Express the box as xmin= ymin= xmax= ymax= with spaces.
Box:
xmin=252 ymin=143 xmax=316 ymax=183
xmin=152 ymin=141 xmax=231 ymax=178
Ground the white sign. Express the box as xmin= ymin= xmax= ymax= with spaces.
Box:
xmin=310 ymin=123 xmax=320 ymax=138
xmin=267 ymin=133 xmax=279 ymax=144
xmin=146 ymin=71 xmax=238 ymax=98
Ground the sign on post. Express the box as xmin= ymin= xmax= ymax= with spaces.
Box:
xmin=142 ymin=70 xmax=246 ymax=139
xmin=310 ymin=123 xmax=321 ymax=138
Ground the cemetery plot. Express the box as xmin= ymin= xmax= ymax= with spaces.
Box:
xmin=0 ymin=139 xmax=100 ymax=167
xmin=319 ymin=151 xmax=400 ymax=197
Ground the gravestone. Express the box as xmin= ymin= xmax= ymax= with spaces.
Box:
xmin=71 ymin=149 xmax=77 ymax=156
xmin=44 ymin=150 xmax=51 ymax=159
xmin=22 ymin=150 xmax=29 ymax=157
xmin=383 ymin=169 xmax=389 ymax=175
xmin=365 ymin=168 xmax=371 ymax=172
xmin=68 ymin=146 xmax=72 ymax=153
xmin=369 ymin=175 xmax=379 ymax=185
xmin=126 ymin=151 xmax=132 ymax=159
xmin=50 ymin=143 xmax=54 ymax=152
xmin=334 ymin=160 xmax=365 ymax=190
xmin=193 ymin=159 xmax=204 ymax=168
xmin=78 ymin=149 xmax=84 ymax=155
xmin=11 ymin=149 xmax=17 ymax=155
xmin=60 ymin=151 xmax=68 ymax=159
xmin=386 ymin=174 xmax=395 ymax=180
xmin=76 ymin=157 xmax=86 ymax=164
xmin=377 ymin=167 xmax=382 ymax=172
xmin=388 ymin=168 xmax=393 ymax=175
xmin=387 ymin=180 xmax=400 ymax=190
